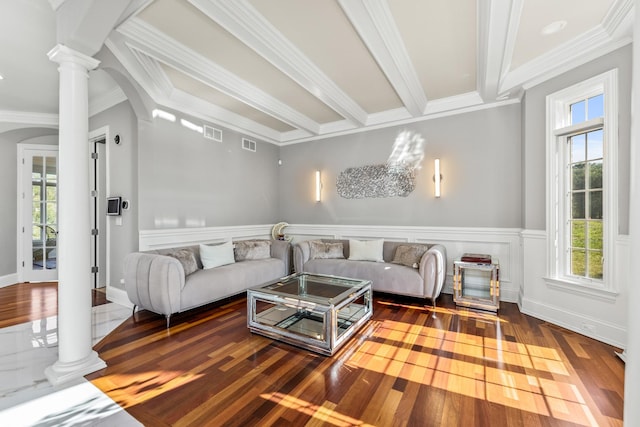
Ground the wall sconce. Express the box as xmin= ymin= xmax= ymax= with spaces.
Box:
xmin=315 ymin=170 xmax=322 ymax=202
xmin=434 ymin=159 xmax=442 ymax=198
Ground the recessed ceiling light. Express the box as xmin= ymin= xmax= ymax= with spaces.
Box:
xmin=541 ymin=20 xmax=567 ymax=35
xmin=0 ymin=73 xmax=4 ymax=80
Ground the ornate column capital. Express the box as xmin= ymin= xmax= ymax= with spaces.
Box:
xmin=47 ymin=44 xmax=100 ymax=70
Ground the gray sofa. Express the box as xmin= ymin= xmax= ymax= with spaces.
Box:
xmin=293 ymin=239 xmax=446 ymax=305
xmin=124 ymin=239 xmax=290 ymax=326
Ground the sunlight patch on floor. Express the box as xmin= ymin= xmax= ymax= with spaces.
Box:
xmin=91 ymin=370 xmax=204 ymax=409
xmin=261 ymin=392 xmax=374 ymax=427
xmin=345 ymin=318 xmax=598 ymax=426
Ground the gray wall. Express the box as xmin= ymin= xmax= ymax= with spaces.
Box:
xmin=138 ymin=110 xmax=281 ymax=229
xmin=90 ymin=101 xmax=138 ymax=289
xmin=0 ymin=137 xmax=17 ymax=277
xmin=522 ymin=45 xmax=632 ymax=232
xmin=279 ymin=104 xmax=522 ymax=227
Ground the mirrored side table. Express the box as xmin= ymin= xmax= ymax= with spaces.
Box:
xmin=453 ymin=258 xmax=500 ymax=312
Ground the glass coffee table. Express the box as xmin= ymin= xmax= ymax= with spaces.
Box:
xmin=247 ymin=273 xmax=372 ymax=355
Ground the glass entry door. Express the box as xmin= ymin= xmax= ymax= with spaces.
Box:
xmin=22 ymin=148 xmax=58 ymax=282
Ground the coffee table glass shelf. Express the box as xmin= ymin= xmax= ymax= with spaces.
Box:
xmin=247 ymin=273 xmax=372 ymax=356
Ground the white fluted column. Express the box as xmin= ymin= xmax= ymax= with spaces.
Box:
xmin=625 ymin=1 xmax=640 ymax=424
xmin=45 ymin=45 xmax=106 ymax=385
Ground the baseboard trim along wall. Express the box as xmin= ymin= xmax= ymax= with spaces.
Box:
xmin=520 ymin=297 xmax=626 ymax=349
xmin=107 ymin=286 xmax=133 ymax=308
xmin=520 ymin=229 xmax=628 ymax=349
xmin=0 ymin=273 xmax=18 ymax=288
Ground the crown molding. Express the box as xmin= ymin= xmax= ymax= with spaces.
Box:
xmin=602 ymin=0 xmax=634 ymax=36
xmin=118 ymin=19 xmax=321 ymax=135
xmin=128 ymin=47 xmax=174 ymax=98
xmin=500 ymin=24 xmax=629 ymax=93
xmin=108 ymin=33 xmax=292 ymax=145
xmin=189 ymin=0 xmax=368 ymax=126
xmin=280 ymin=95 xmax=517 ymax=145
xmin=499 ymin=0 xmax=634 ymax=94
xmin=0 ymin=111 xmax=59 ymax=127
xmin=167 ymin=89 xmax=283 ymax=145
xmin=339 ymin=0 xmax=427 ymax=116
xmin=89 ymin=86 xmax=127 ymax=117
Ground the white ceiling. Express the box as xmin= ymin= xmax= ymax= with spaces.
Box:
xmin=0 ymin=0 xmax=634 ymax=144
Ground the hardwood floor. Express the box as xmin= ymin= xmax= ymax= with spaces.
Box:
xmin=0 ymin=282 xmax=107 ymax=329
xmin=77 ymin=292 xmax=624 ymax=427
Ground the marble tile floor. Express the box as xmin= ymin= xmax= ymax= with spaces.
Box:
xmin=0 ymin=302 xmax=142 ymax=426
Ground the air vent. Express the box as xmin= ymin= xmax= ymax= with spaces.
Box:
xmin=242 ymin=138 xmax=256 ymax=152
xmin=204 ymin=125 xmax=222 ymax=142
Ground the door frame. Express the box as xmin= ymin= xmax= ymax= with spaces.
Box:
xmin=16 ymin=144 xmax=59 ymax=282
xmin=89 ymin=126 xmax=111 ymax=289
xmin=87 ymin=126 xmax=111 ymax=290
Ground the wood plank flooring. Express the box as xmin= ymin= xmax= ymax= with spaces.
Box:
xmin=0 ymin=282 xmax=107 ymax=329
xmin=77 ymin=292 xmax=624 ymax=427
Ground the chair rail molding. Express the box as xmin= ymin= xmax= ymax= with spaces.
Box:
xmin=139 ymin=224 xmax=273 ymax=250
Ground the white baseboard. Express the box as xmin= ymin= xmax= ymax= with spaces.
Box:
xmin=106 ymin=286 xmax=133 ymax=308
xmin=520 ymin=296 xmax=626 ymax=349
xmin=0 ymin=273 xmax=18 ymax=288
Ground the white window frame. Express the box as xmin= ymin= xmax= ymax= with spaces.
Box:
xmin=545 ymin=69 xmax=618 ymax=298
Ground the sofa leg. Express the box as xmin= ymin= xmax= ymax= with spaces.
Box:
xmin=165 ymin=314 xmax=171 ymax=329
xmin=132 ymin=304 xmax=137 ymax=317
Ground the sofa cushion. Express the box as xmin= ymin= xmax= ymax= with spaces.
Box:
xmin=181 ymin=258 xmax=285 ymax=311
xmin=391 ymin=244 xmax=428 ymax=269
xmin=235 ymin=240 xmax=271 ymax=261
xmin=309 ymin=240 xmax=345 ymax=259
xmin=200 ymin=241 xmax=235 ymax=269
xmin=166 ymin=248 xmax=199 ymax=275
xmin=303 ymin=259 xmax=424 ymax=297
xmin=348 ymin=239 xmax=384 ymax=262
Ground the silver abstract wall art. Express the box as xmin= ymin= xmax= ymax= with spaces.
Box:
xmin=336 ymin=164 xmax=416 ymax=199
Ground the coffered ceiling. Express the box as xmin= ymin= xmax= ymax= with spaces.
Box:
xmin=0 ymin=0 xmax=634 ymax=144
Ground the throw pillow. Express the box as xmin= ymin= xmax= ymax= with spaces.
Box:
xmin=348 ymin=239 xmax=384 ymax=262
xmin=166 ymin=248 xmax=199 ymax=276
xmin=391 ymin=244 xmax=428 ymax=269
xmin=309 ymin=240 xmax=345 ymax=259
xmin=234 ymin=240 xmax=271 ymax=261
xmin=199 ymin=241 xmax=235 ymax=269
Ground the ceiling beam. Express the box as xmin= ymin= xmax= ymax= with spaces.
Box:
xmin=477 ymin=0 xmax=516 ymax=102
xmin=118 ymin=19 xmax=321 ymax=135
xmin=338 ymin=0 xmax=427 ymax=117
xmin=188 ymin=0 xmax=368 ymax=126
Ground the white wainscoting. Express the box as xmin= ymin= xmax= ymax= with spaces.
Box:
xmin=139 ymin=224 xmax=274 ymax=251
xmin=137 ymin=223 xmax=629 ymax=347
xmin=0 ymin=273 xmax=18 ymax=288
xmin=520 ymin=230 xmax=628 ymax=348
xmin=285 ymin=224 xmax=522 ymax=303
xmin=138 ymin=223 xmax=522 ymax=303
